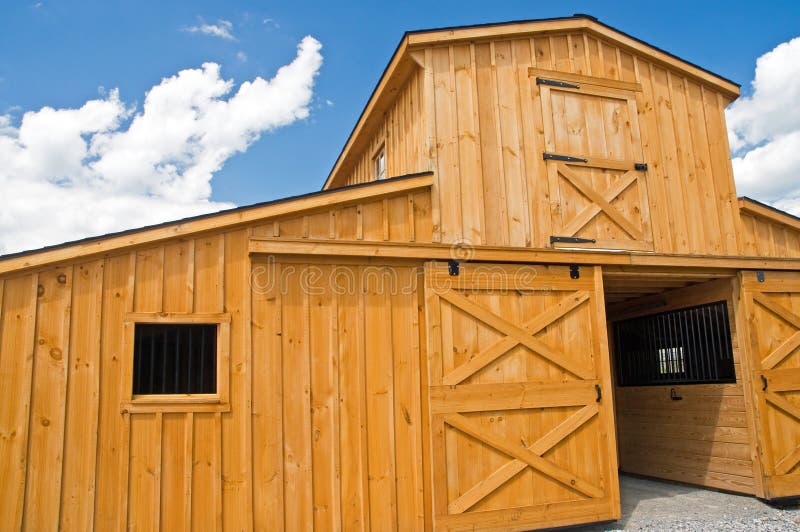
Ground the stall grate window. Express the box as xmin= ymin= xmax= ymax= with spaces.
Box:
xmin=133 ymin=324 xmax=217 ymax=395
xmin=613 ymin=301 xmax=735 ymax=387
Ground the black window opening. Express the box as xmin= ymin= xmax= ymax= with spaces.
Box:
xmin=613 ymin=301 xmax=736 ymax=387
xmin=133 ymin=323 xmax=217 ymax=395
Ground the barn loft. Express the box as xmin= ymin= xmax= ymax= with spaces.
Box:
xmin=1 ymin=14 xmax=799 ymax=532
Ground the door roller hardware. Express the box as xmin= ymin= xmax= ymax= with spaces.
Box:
xmin=448 ymin=259 xmax=460 ymax=276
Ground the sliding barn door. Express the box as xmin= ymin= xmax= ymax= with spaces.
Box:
xmin=537 ymin=71 xmax=653 ymax=251
xmin=423 ymin=262 xmax=620 ymax=530
xmin=740 ymin=271 xmax=800 ymax=499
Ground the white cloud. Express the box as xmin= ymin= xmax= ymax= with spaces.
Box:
xmin=727 ymin=36 xmax=800 ymax=215
xmin=237 ymin=51 xmax=248 ymax=62
xmin=0 ymin=36 xmax=323 ymax=254
xmin=185 ymin=19 xmax=235 ymax=41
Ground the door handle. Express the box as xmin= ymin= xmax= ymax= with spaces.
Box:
xmin=595 ymin=384 xmax=602 ymax=403
xmin=670 ymin=388 xmax=683 ymax=401
xmin=761 ymin=375 xmax=768 ymax=392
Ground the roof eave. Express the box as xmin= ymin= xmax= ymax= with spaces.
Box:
xmin=0 ymin=172 xmax=434 ymax=275
xmin=322 ymin=34 xmax=415 ymax=190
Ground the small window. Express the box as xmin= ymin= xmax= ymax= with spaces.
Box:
xmin=133 ymin=323 xmax=217 ymax=395
xmin=124 ymin=313 xmax=230 ymax=412
xmin=613 ymin=301 xmax=735 ymax=387
xmin=374 ymin=146 xmax=386 ymax=180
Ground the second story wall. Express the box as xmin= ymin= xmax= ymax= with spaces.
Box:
xmin=423 ymin=30 xmax=743 ymax=254
xmin=335 ymin=67 xmax=428 ymax=186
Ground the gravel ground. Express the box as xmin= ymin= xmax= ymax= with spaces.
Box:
xmin=575 ymin=475 xmax=800 ymax=531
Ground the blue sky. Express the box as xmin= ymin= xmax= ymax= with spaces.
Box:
xmin=1 ymin=0 xmax=800 ymax=252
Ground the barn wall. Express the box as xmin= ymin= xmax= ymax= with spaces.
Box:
xmin=0 ymin=185 xmax=431 ymax=531
xmin=251 ymin=188 xmax=434 ymax=243
xmin=335 ymin=67 xmax=428 ymax=187
xmin=250 ymin=259 xmax=425 ymax=530
xmin=608 ymin=279 xmax=757 ymax=494
xmin=420 ymin=32 xmax=741 ymax=254
xmin=739 ymin=212 xmax=800 ymax=258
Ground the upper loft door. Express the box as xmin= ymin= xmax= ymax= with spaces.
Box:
xmin=536 ymin=70 xmax=654 ymax=252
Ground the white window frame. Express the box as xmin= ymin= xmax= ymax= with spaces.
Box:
xmin=373 ymin=144 xmax=386 ymax=180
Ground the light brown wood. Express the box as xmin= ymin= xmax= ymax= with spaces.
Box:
xmin=740 ymin=270 xmax=800 ymax=498
xmin=423 ymin=262 xmax=619 ymax=530
xmin=406 ymin=18 xmax=739 ymax=99
xmin=249 ymin=237 xmax=800 ymax=271
xmin=0 ymin=172 xmax=434 ymax=275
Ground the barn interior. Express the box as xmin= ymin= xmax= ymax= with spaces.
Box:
xmin=601 ymin=269 xmax=757 ymax=496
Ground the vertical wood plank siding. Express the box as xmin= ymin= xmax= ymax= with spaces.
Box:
xmin=739 ymin=212 xmax=800 ymax=258
xmin=337 ymin=68 xmax=428 ymax=187
xmin=0 ymin=208 xmax=429 ymax=530
xmin=328 ymin=32 xmax=760 ymax=258
xmin=425 ymin=33 xmax=741 ymax=253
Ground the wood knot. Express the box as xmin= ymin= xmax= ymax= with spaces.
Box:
xmin=37 ymin=285 xmax=45 ymax=297
xmin=41 ymin=417 xmax=50 ymax=427
xmin=57 ymin=273 xmax=67 ymax=284
xmin=50 ymin=347 xmax=63 ymax=361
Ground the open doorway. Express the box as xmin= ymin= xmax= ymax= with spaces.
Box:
xmin=601 ymin=270 xmax=758 ymax=496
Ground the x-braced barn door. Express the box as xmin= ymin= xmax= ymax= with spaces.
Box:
xmin=536 ymin=70 xmax=654 ymax=252
xmin=423 ymin=262 xmax=620 ymax=531
xmin=740 ymin=271 xmax=800 ymax=499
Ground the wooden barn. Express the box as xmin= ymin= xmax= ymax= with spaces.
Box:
xmin=1 ymin=14 xmax=799 ymax=531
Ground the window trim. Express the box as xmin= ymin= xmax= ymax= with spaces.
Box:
xmin=122 ymin=312 xmax=231 ymax=413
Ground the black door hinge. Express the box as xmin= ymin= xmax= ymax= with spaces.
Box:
xmin=551 ymin=236 xmax=597 ymax=245
xmin=543 ymin=153 xmax=588 ymax=164
xmin=756 ymin=270 xmax=765 ymax=283
xmin=536 ymin=77 xmax=580 ymax=89
xmin=448 ymin=259 xmax=460 ymax=276
xmin=570 ymin=265 xmax=580 ymax=280
xmin=634 ymin=163 xmax=648 ymax=171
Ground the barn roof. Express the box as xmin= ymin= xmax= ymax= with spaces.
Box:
xmin=738 ymin=197 xmax=800 ymax=231
xmin=322 ymin=13 xmax=741 ymax=190
xmin=0 ymin=172 xmax=433 ymax=275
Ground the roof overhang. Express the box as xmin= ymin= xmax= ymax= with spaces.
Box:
xmin=738 ymin=197 xmax=800 ymax=232
xmin=0 ymin=172 xmax=434 ymax=275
